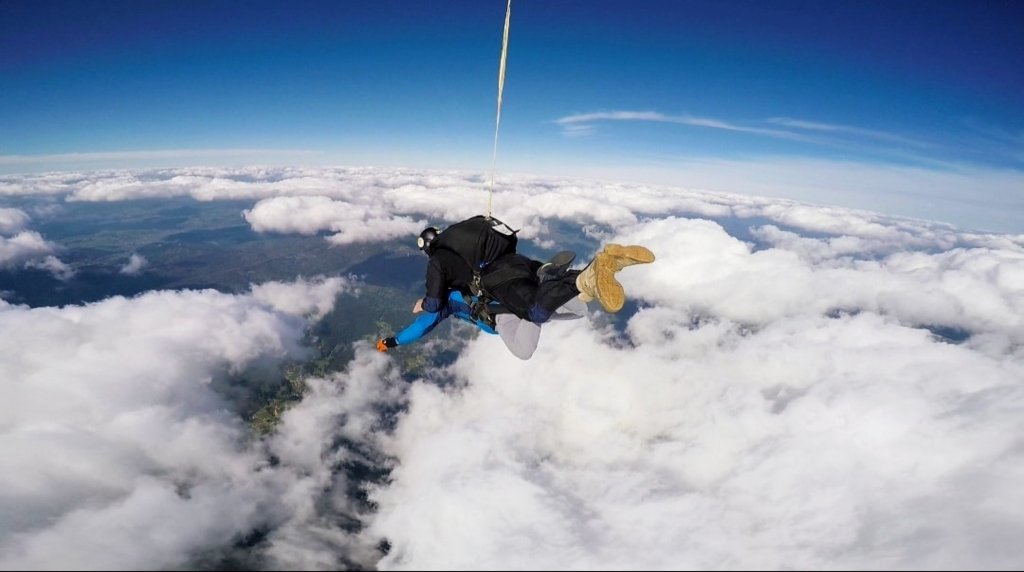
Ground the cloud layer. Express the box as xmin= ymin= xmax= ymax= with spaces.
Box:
xmin=4 ymin=159 xmax=1024 ymax=235
xmin=1 ymin=166 xmax=1023 ymax=569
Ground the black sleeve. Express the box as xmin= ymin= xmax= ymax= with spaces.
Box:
xmin=423 ymin=255 xmax=448 ymax=312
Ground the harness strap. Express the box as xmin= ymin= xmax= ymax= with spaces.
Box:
xmin=465 ymin=253 xmax=533 ymax=327
xmin=461 ymin=292 xmax=512 ymax=329
xmin=481 ymin=265 xmax=531 ymax=291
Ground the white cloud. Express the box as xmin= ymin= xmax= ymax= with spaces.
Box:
xmin=24 ymin=255 xmax=74 ymax=281
xmin=0 ymin=212 xmax=72 ymax=281
xmin=250 ymin=276 xmax=356 ymax=319
xmin=567 ymin=156 xmax=1024 ymax=235
xmin=0 ymin=231 xmax=73 ymax=282
xmin=259 ymin=350 xmax=409 ymax=569
xmin=0 ymin=279 xmax=399 ymax=570
xmin=2 ymin=166 xmax=1024 ymax=570
xmin=612 ymin=217 xmax=1024 ymax=339
xmin=0 ymin=231 xmax=54 ymax=267
xmin=364 ymin=214 xmax=1024 ymax=570
xmin=365 ymin=307 xmax=1023 ymax=569
xmin=119 ymin=253 xmax=148 ymax=275
xmin=242 ymin=196 xmax=425 ymax=245
xmin=3 ymin=163 xmax=1022 ymax=235
xmin=0 ymin=208 xmax=30 ymax=234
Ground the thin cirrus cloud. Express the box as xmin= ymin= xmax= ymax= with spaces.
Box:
xmin=1 ymin=166 xmax=1024 ymax=569
xmin=958 ymin=117 xmax=1024 ymax=164
xmin=766 ymin=117 xmax=936 ymax=148
xmin=546 ymin=109 xmax=1024 ymax=186
xmin=961 ymin=117 xmax=1024 ymax=146
xmin=554 ymin=110 xmax=809 ymax=141
xmin=553 ymin=110 xmax=951 ymax=163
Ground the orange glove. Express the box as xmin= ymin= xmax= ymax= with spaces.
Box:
xmin=376 ymin=337 xmax=398 ymax=352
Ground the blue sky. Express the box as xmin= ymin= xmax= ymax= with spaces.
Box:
xmin=1 ymin=0 xmax=1022 ymax=231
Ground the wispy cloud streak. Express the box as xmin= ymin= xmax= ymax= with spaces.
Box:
xmin=767 ymin=117 xmax=935 ymax=148
xmin=550 ymin=109 xmax=1024 ymax=173
xmin=555 ymin=111 xmax=807 ymax=140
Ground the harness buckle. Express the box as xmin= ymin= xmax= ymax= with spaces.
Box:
xmin=470 ymin=272 xmax=485 ymax=297
xmin=462 ymin=288 xmax=497 ymax=330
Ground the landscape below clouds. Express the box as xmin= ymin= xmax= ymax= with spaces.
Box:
xmin=1 ymin=166 xmax=1022 ymax=570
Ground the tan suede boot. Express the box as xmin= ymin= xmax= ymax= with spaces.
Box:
xmin=575 ymin=252 xmax=626 ymax=313
xmin=602 ymin=244 xmax=655 ymax=271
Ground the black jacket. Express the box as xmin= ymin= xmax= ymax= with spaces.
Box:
xmin=422 ymin=249 xmax=475 ymax=313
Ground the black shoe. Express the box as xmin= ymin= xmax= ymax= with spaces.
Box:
xmin=537 ymin=251 xmax=576 ymax=283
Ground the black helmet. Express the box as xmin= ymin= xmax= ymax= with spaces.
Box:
xmin=417 ymin=226 xmax=440 ymax=255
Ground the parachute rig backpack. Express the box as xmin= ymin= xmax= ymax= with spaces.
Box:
xmin=431 ymin=215 xmax=521 ymax=322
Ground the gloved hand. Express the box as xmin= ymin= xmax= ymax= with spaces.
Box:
xmin=376 ymin=337 xmax=398 ymax=352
